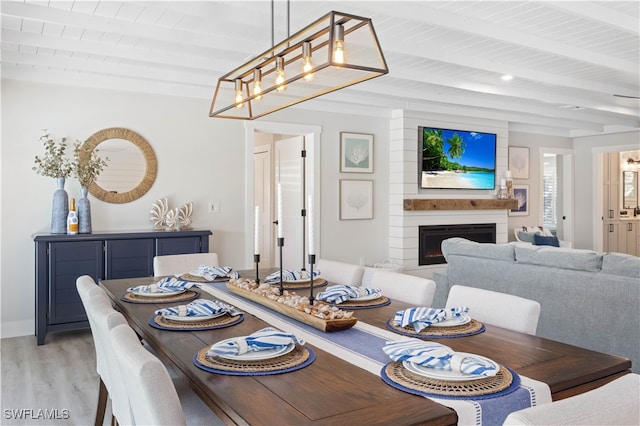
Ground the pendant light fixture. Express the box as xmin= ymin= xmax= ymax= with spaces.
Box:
xmin=209 ymin=9 xmax=388 ymax=120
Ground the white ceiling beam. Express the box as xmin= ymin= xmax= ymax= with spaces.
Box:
xmin=547 ymin=2 xmax=640 ymax=36
xmin=363 ymin=2 xmax=638 ymax=74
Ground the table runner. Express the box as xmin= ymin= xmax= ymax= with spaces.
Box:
xmin=199 ymin=282 xmax=551 ymax=425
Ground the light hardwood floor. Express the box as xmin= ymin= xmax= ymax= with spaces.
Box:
xmin=1 ymin=330 xmax=224 ymax=426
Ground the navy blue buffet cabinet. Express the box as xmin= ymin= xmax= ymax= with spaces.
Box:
xmin=33 ymin=229 xmax=212 ymax=345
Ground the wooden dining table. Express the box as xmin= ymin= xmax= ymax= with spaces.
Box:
xmin=99 ymin=273 xmax=631 ymax=426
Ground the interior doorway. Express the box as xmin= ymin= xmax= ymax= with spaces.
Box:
xmin=245 ymin=122 xmax=321 ymax=269
xmin=539 ymin=148 xmax=573 ymax=244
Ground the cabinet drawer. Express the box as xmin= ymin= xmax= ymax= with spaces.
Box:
xmin=49 ymin=241 xmax=103 ymax=325
xmin=156 ymin=236 xmax=202 ymax=255
xmin=105 ymin=239 xmax=154 ymax=279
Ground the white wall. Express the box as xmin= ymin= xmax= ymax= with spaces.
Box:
xmin=1 ymin=79 xmax=390 ymax=338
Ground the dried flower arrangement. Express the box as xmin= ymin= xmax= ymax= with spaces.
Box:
xmin=73 ymin=141 xmax=109 ymax=188
xmin=32 ymin=130 xmax=74 ymax=179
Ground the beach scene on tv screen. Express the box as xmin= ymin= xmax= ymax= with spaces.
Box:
xmin=421 ymin=127 xmax=496 ymax=189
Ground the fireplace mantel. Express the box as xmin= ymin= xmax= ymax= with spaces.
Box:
xmin=404 ymin=199 xmax=518 ymax=211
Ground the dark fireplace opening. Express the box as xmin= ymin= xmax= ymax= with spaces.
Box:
xmin=419 ymin=223 xmax=496 ymax=265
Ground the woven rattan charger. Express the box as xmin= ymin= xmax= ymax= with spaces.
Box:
xmin=333 ymin=296 xmax=391 ymax=309
xmin=121 ymin=290 xmax=200 ymax=304
xmin=381 ymin=361 xmax=520 ymax=399
xmin=193 ymin=344 xmax=316 ymax=376
xmin=149 ymin=312 xmax=243 ymax=331
xmin=386 ymin=318 xmax=485 ymax=339
xmin=266 ymin=278 xmax=328 ymax=290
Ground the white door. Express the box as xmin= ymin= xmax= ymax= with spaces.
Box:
xmin=275 ymin=135 xmax=305 ymax=270
xmin=254 ymin=144 xmax=273 ymax=266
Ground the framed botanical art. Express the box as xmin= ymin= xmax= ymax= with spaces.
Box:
xmin=509 ymin=184 xmax=530 ymax=216
xmin=339 ymin=179 xmax=373 ymax=220
xmin=508 ymin=146 xmax=530 ymax=179
xmin=340 ymin=132 xmax=373 ymax=173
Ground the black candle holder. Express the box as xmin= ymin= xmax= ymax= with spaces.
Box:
xmin=277 ymin=237 xmax=285 ymax=295
xmin=308 ymin=254 xmax=316 ymax=305
xmin=253 ymin=254 xmax=260 ymax=284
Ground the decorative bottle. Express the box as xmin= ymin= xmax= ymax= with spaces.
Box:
xmin=78 ymin=187 xmax=92 ymax=233
xmin=67 ymin=198 xmax=79 ymax=235
xmin=498 ymin=178 xmax=508 ymax=199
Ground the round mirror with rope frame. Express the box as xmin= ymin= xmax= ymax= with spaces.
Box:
xmin=82 ymin=127 xmax=157 ymax=204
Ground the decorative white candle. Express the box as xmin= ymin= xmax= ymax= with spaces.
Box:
xmin=500 ymin=178 xmax=506 ymax=187
xmin=308 ymin=195 xmax=315 ymax=255
xmin=254 ymin=205 xmax=260 ymax=255
xmin=277 ymin=183 xmax=284 ymax=238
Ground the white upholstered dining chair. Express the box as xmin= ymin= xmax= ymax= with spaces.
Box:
xmin=445 ymin=285 xmax=541 ymax=335
xmin=110 ymin=323 xmax=187 ymax=426
xmin=153 ymin=252 xmax=219 ymax=276
xmin=503 ymin=373 xmax=640 ymax=425
xmin=77 ymin=275 xmax=134 ymax=426
xmin=369 ymin=269 xmax=436 ymax=306
xmin=316 ymin=258 xmax=365 ymax=286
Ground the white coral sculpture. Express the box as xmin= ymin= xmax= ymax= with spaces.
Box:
xmin=150 ymin=198 xmax=169 ymax=229
xmin=347 ymin=191 xmax=369 ymax=210
xmin=164 ymin=208 xmax=178 ymax=230
xmin=177 ymin=202 xmax=193 ymax=229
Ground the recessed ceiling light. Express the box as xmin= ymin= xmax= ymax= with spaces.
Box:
xmin=501 ymin=75 xmax=513 ymax=81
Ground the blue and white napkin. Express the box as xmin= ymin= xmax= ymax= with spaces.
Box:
xmin=154 ymin=299 xmax=239 ymax=318
xmin=207 ymin=327 xmax=304 ymax=356
xmin=192 ymin=265 xmax=239 ymax=281
xmin=393 ymin=306 xmax=469 ymax=332
xmin=128 ymin=277 xmax=196 ymax=294
xmin=383 ymin=338 xmax=497 ymax=377
xmin=264 ymin=269 xmax=321 ymax=283
xmin=316 ymin=285 xmax=382 ymax=304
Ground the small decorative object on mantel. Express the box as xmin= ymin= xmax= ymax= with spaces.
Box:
xmin=149 ymin=198 xmax=193 ymax=231
xmin=33 ymin=130 xmax=74 ymax=234
xmin=150 ymin=198 xmax=169 ymax=230
xmin=73 ymin=140 xmax=109 ymax=234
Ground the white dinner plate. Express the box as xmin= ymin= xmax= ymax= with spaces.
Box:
xmin=402 ymin=353 xmax=498 ymax=382
xmin=162 ymin=311 xmax=226 ymax=323
xmin=129 ymin=288 xmax=186 ymax=298
xmin=352 ymin=291 xmax=382 ymax=302
xmin=213 ymin=340 xmax=296 ymax=361
xmin=430 ymin=313 xmax=471 ymax=328
xmin=284 ymin=278 xmax=315 ymax=283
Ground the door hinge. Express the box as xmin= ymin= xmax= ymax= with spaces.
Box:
xmin=301 ymin=149 xmax=306 ymax=158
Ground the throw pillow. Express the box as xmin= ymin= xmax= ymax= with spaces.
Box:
xmin=533 ymin=234 xmax=560 ymax=247
xmin=517 ymin=231 xmax=540 ymax=243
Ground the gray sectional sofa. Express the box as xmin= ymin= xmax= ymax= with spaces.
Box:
xmin=433 ymin=237 xmax=640 ymax=373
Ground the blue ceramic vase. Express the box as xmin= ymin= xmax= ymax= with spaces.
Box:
xmin=51 ymin=178 xmax=69 ymax=234
xmin=78 ymin=187 xmax=92 ymax=233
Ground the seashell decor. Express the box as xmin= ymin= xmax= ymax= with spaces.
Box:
xmin=150 ymin=198 xmax=193 ymax=231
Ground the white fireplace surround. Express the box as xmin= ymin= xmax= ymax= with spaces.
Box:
xmin=388 ymin=110 xmax=510 ymax=277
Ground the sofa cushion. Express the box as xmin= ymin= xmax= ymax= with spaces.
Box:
xmin=442 ymin=238 xmax=515 ymax=262
xmin=601 ymin=253 xmax=640 ymax=278
xmin=514 ymin=244 xmax=603 ymax=272
xmin=533 ymin=234 xmax=560 ymax=247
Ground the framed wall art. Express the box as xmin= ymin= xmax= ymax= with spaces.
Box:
xmin=509 ymin=184 xmax=530 ymax=216
xmin=508 ymin=146 xmax=530 ymax=179
xmin=339 ymin=179 xmax=373 ymax=220
xmin=340 ymin=132 xmax=373 ymax=173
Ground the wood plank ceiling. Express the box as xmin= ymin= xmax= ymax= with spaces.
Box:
xmin=2 ymin=0 xmax=639 ymax=137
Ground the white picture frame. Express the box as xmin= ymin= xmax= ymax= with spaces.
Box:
xmin=339 ymin=180 xmax=373 ymax=220
xmin=509 ymin=184 xmax=530 ymax=216
xmin=508 ymin=146 xmax=530 ymax=179
xmin=340 ymin=132 xmax=373 ymax=173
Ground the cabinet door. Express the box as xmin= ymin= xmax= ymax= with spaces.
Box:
xmin=604 ymin=223 xmax=619 ymax=253
xmin=621 ymin=222 xmax=638 ymax=256
xmin=156 ymin=237 xmax=202 ymax=255
xmin=105 ymin=239 xmax=154 ymax=279
xmin=49 ymin=241 xmax=103 ymax=325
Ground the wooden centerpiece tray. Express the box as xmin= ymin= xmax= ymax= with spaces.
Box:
xmin=226 ymin=280 xmax=357 ymax=332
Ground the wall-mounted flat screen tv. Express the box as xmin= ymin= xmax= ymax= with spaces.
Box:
xmin=419 ymin=126 xmax=496 ymax=190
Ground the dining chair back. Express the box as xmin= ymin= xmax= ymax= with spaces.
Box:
xmin=110 ymin=323 xmax=187 ymax=426
xmin=445 ymin=285 xmax=541 ymax=335
xmin=77 ymin=276 xmax=134 ymax=426
xmin=504 ymin=373 xmax=640 ymax=425
xmin=369 ymin=269 xmax=436 ymax=306
xmin=153 ymin=252 xmax=219 ymax=276
xmin=316 ymin=258 xmax=365 ymax=286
